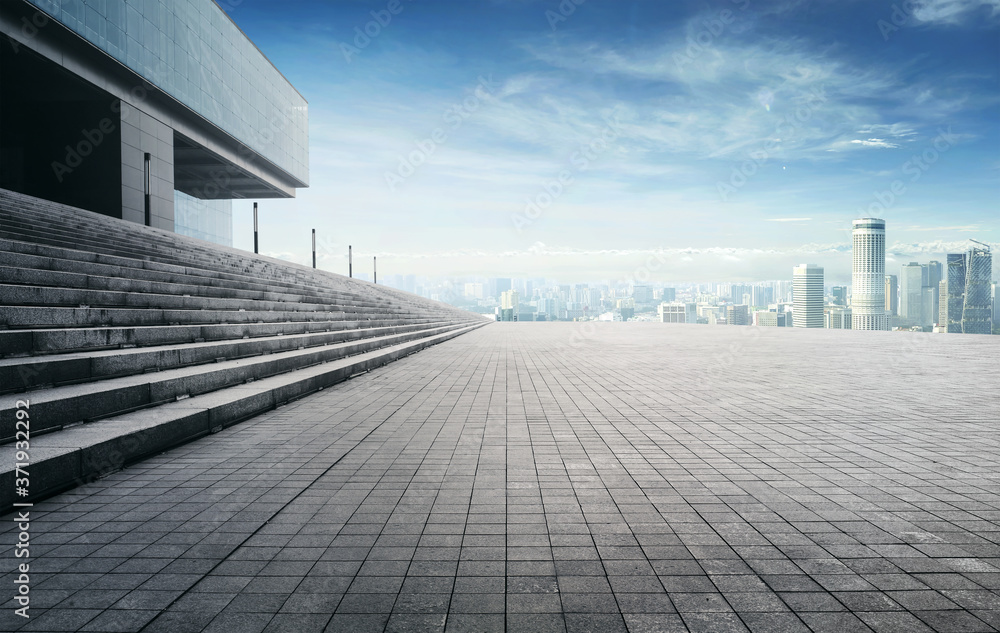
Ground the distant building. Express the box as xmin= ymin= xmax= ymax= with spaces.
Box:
xmin=662 ymin=287 xmax=677 ymax=302
xmin=940 ymin=246 xmax=994 ymax=334
xmin=825 ymin=308 xmax=852 ymax=329
xmin=754 ymin=311 xmax=781 ymax=327
xmin=926 ymin=260 xmax=943 ymax=322
xmin=851 ymin=218 xmax=888 ymax=330
xmin=499 ymin=289 xmax=519 ymax=321
xmin=962 ymin=246 xmax=993 ymax=334
xmin=993 ymin=281 xmax=999 ymax=327
xmin=899 ymin=262 xmax=924 ymax=326
xmin=616 ymin=297 xmax=635 ymax=321
xmin=831 ymin=286 xmax=848 ymax=306
xmin=658 ymin=303 xmax=686 ymax=323
xmin=465 ymin=283 xmax=484 ymax=300
xmin=792 ymin=264 xmax=824 ymax=328
xmin=885 ymin=275 xmax=898 ymax=316
xmin=726 ymin=304 xmax=750 ymax=326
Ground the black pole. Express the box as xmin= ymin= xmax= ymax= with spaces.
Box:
xmin=253 ymin=202 xmax=259 ymax=254
xmin=348 ymin=245 xmax=352 ymax=278
xmin=311 ymin=229 xmax=316 ymax=268
xmin=143 ymin=153 xmax=151 ymax=226
xmin=374 ymin=256 xmax=377 ymax=284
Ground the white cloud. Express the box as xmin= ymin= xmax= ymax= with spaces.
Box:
xmin=911 ymin=0 xmax=1000 ymax=24
xmin=850 ymin=138 xmax=900 ymax=148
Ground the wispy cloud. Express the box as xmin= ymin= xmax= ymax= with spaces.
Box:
xmin=911 ymin=0 xmax=1000 ymax=24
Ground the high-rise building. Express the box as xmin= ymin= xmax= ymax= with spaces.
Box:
xmin=831 ymin=286 xmax=848 ymax=306
xmin=851 ymin=218 xmax=887 ymax=330
xmin=499 ymin=289 xmax=519 ymax=321
xmin=943 ymin=254 xmax=966 ymax=332
xmin=792 ymin=264 xmax=824 ymax=328
xmin=662 ymin=287 xmax=677 ymax=302
xmin=885 ymin=275 xmax=898 ymax=315
xmin=727 ymin=304 xmax=750 ymax=326
xmin=926 ymin=261 xmax=943 ymax=325
xmin=899 ymin=262 xmax=924 ymax=325
xmin=962 ymin=245 xmax=993 ymax=334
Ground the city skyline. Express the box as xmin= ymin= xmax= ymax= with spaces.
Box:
xmin=218 ymin=1 xmax=998 ymax=281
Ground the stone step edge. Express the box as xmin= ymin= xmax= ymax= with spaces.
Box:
xmin=0 ymin=321 xmax=488 ymax=512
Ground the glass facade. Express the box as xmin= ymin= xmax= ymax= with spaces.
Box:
xmin=26 ymin=0 xmax=308 ymax=185
xmin=174 ymin=190 xmax=232 ymax=246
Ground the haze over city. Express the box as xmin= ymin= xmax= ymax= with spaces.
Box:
xmin=222 ymin=0 xmax=998 ymax=283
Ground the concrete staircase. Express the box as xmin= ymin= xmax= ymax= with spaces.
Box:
xmin=0 ymin=189 xmax=487 ymax=510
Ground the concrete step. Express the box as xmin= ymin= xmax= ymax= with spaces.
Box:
xmin=0 ymin=317 xmax=446 ymax=357
xmin=0 ymin=321 xmax=488 ymax=512
xmin=0 ymin=321 xmax=481 ymax=441
xmin=0 ymin=241 xmax=396 ymax=310
xmin=0 ymin=320 xmax=457 ymax=393
xmin=0 ymin=305 xmax=355 ymax=329
xmin=0 ymin=283 xmax=406 ymax=315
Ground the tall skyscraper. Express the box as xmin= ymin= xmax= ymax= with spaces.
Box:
xmin=899 ymin=262 xmax=924 ymax=325
xmin=885 ymin=275 xmax=898 ymax=316
xmin=793 ymin=264 xmax=824 ymax=328
xmin=962 ymin=245 xmax=993 ymax=334
xmin=851 ymin=218 xmax=887 ymax=330
xmin=943 ymin=253 xmax=966 ymax=333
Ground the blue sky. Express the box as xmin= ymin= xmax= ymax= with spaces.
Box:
xmin=223 ymin=0 xmax=999 ymax=284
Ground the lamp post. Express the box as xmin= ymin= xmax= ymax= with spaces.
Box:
xmin=311 ymin=229 xmax=316 ymax=268
xmin=374 ymin=256 xmax=377 ymax=285
xmin=349 ymin=245 xmax=352 ymax=278
xmin=253 ymin=202 xmax=259 ymax=254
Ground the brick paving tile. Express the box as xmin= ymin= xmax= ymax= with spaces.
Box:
xmin=1 ymin=323 xmax=999 ymax=632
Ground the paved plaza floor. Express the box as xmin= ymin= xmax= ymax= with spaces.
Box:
xmin=2 ymin=322 xmax=999 ymax=633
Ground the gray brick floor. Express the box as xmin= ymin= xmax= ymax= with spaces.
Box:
xmin=2 ymin=322 xmax=999 ymax=632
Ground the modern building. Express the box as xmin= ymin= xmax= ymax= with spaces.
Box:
xmin=792 ymin=264 xmax=824 ymax=328
xmin=885 ymin=274 xmax=898 ymax=316
xmin=657 ymin=302 xmax=686 ymax=323
xmin=851 ymin=218 xmax=888 ymax=330
xmin=661 ymin=287 xmax=677 ymax=303
xmin=1 ymin=1 xmax=309 ymax=247
xmin=942 ymin=254 xmax=966 ymax=333
xmin=899 ymin=262 xmax=924 ymax=326
xmin=940 ymin=246 xmax=994 ymax=334
xmin=831 ymin=286 xmax=848 ymax=306
xmin=926 ymin=260 xmax=943 ymax=323
xmin=825 ymin=308 xmax=852 ymax=329
xmin=753 ymin=311 xmax=785 ymax=327
xmin=499 ymin=289 xmax=519 ymax=322
xmin=726 ymin=304 xmax=750 ymax=326
xmin=962 ymin=245 xmax=993 ymax=334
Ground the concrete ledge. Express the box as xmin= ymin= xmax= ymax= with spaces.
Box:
xmin=0 ymin=321 xmax=487 ymax=512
